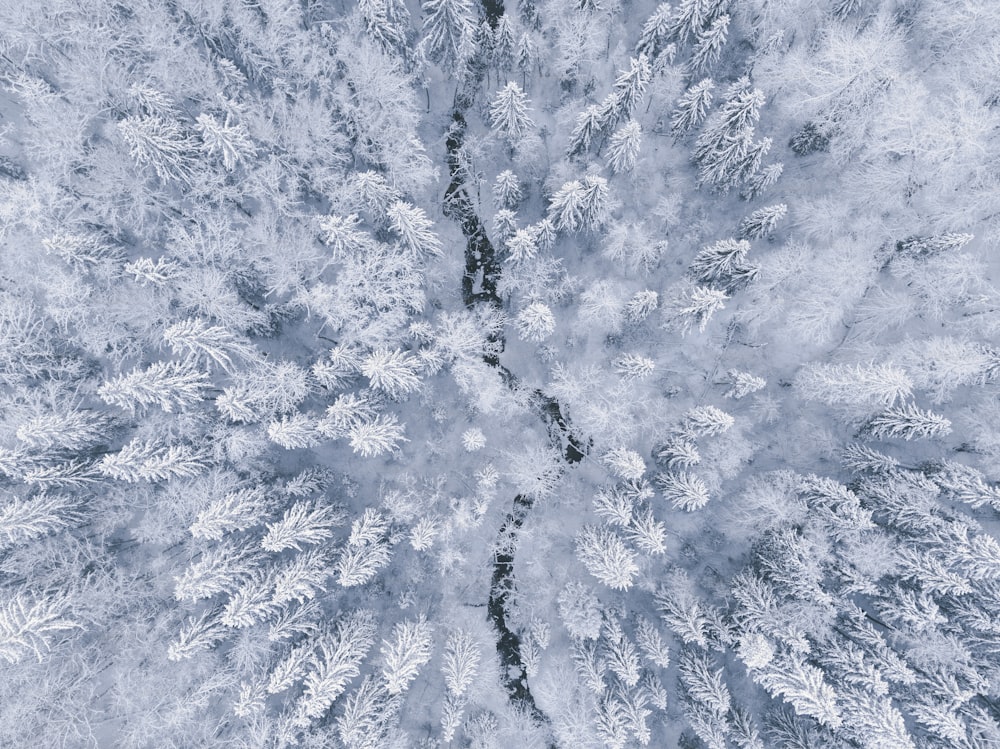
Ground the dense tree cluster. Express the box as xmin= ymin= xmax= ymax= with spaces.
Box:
xmin=0 ymin=0 xmax=998 ymax=747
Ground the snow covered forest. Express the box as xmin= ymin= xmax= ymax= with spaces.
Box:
xmin=3 ymin=0 xmax=1000 ymax=746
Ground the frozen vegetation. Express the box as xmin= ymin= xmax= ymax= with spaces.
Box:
xmin=2 ymin=0 xmax=1000 ymax=747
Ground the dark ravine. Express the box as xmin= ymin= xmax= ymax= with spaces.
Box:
xmin=441 ymin=6 xmax=587 ymax=734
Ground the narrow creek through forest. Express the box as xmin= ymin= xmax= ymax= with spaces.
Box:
xmin=441 ymin=7 xmax=588 ymax=733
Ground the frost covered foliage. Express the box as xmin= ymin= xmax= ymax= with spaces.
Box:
xmin=1 ymin=0 xmax=1000 ymax=747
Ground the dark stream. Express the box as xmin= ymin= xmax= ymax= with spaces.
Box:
xmin=441 ymin=3 xmax=587 ymax=732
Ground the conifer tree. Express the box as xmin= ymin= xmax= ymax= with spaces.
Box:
xmin=493 ymin=169 xmax=523 ymax=208
xmin=163 ymin=318 xmax=253 ymax=374
xmin=173 ymin=541 xmax=259 ymax=602
xmin=687 ymin=14 xmax=729 ymax=75
xmin=492 ymin=14 xmax=515 ymax=71
xmin=625 ymin=290 xmax=659 ymax=322
xmin=421 ymin=0 xmax=477 ymax=70
xmin=0 ymin=493 xmax=80 ymax=550
xmin=674 ymin=0 xmax=728 ymax=42
xmin=190 ymin=487 xmax=270 ymax=541
xmin=636 ymin=3 xmax=675 ymax=59
xmin=864 ymin=403 xmax=952 ymax=441
xmin=270 ymin=549 xmax=332 ymax=607
xmin=194 ymin=112 xmax=255 ymax=171
xmin=99 ymin=440 xmax=208 ymax=483
xmin=347 ymin=414 xmax=409 ymax=457
xmin=614 ymin=353 xmax=655 ymax=381
xmin=628 ymin=507 xmax=667 ymax=555
xmin=738 ymin=203 xmax=787 ymax=240
xmin=606 ymin=120 xmax=642 ymax=174
xmin=753 ymin=652 xmax=843 ymax=729
xmin=98 ymin=360 xmax=209 ymax=414
xmin=381 ymin=616 xmax=434 ymax=694
xmin=723 ymin=369 xmax=766 ymax=399
xmin=168 ymin=609 xmax=226 ymax=662
xmin=895 ymin=232 xmax=973 ymax=259
xmin=689 ymin=238 xmax=758 ymax=291
xmin=386 ymin=201 xmax=444 ymax=258
xmin=568 ymin=105 xmax=605 ymax=156
xmin=267 ymin=639 xmax=316 ymax=694
xmin=295 ymin=611 xmax=378 ymax=725
xmin=558 ymin=581 xmax=603 ymax=640
xmin=222 ymin=569 xmax=278 ymax=628
xmin=118 ymin=115 xmax=197 ymax=183
xmin=0 ymin=590 xmax=78 ymax=664
xmin=658 ymin=471 xmax=711 ymax=511
xmin=655 ymin=577 xmax=712 ymax=648
xmin=609 ymin=55 xmax=652 ymax=123
xmin=576 ymin=525 xmax=639 ymax=590
xmin=261 ymin=501 xmax=341 ymax=553
xmin=693 ymin=79 xmax=766 ymax=191
xmin=602 ymin=448 xmax=647 ymax=481
xmin=515 ymin=301 xmax=556 ymax=342
xmin=506 ymin=228 xmax=538 ymax=262
xmin=663 ymin=284 xmax=729 ymax=335
xmin=796 ymin=362 xmax=913 ymax=409
xmin=441 ymin=629 xmax=481 ymax=696
xmin=361 ymin=348 xmax=422 ymax=399
xmin=489 ymin=81 xmax=534 ymax=141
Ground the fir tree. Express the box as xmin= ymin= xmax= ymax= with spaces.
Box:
xmin=602 ymin=448 xmax=647 ymax=481
xmin=738 ymin=203 xmax=787 ymax=240
xmin=386 ymin=201 xmax=444 ymax=258
xmin=625 ymin=290 xmax=659 ymax=322
xmin=99 ymin=440 xmax=207 ymax=483
xmin=567 ymin=105 xmax=606 ymax=156
xmin=168 ymin=609 xmax=226 ymax=662
xmin=194 ymin=112 xmax=255 ymax=171
xmin=606 ymin=120 xmax=642 ymax=174
xmin=347 ymin=414 xmax=409 ymax=457
xmin=163 ymin=318 xmax=253 ymax=374
xmin=668 ymin=0 xmax=726 ymax=44
xmin=754 ymin=652 xmax=843 ymax=729
xmin=663 ymin=283 xmax=728 ymax=335
xmin=489 ymin=81 xmax=534 ymax=141
xmin=627 ymin=507 xmax=668 ymax=555
xmin=515 ymin=301 xmax=556 ymax=341
xmin=723 ymin=369 xmax=766 ymax=399
xmin=609 ymin=55 xmax=652 ymax=123
xmin=98 ymin=360 xmax=208 ymax=414
xmin=864 ymin=403 xmax=952 ymax=441
xmin=0 ymin=493 xmax=80 ymax=550
xmin=190 ymin=487 xmax=270 ymax=541
xmin=693 ymin=79 xmax=767 ymax=191
xmin=118 ymin=114 xmax=197 ymax=183
xmin=493 ymin=169 xmax=523 ymax=208
xmin=261 ymin=501 xmax=341 ymax=553
xmin=361 ymin=348 xmax=422 ymax=399
xmin=295 ymin=611 xmax=378 ymax=725
xmin=0 ymin=589 xmax=78 ymax=664
xmin=796 ymin=362 xmax=913 ymax=409
xmin=381 ymin=616 xmax=434 ymax=694
xmin=421 ymin=0 xmax=477 ymax=70
xmin=492 ymin=14 xmax=515 ymax=71
xmin=895 ymin=232 xmax=973 ymax=259
xmin=658 ymin=471 xmax=711 ymax=511
xmin=687 ymin=14 xmax=729 ymax=75
xmin=689 ymin=238 xmax=758 ymax=291
xmin=441 ymin=629 xmax=481 ymax=696
xmin=558 ymin=581 xmax=603 ymax=640
xmin=173 ymin=541 xmax=259 ymax=602
xmin=576 ymin=525 xmax=639 ymax=590
xmin=614 ymin=353 xmax=656 ymax=381
xmin=636 ymin=3 xmax=675 ymax=59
